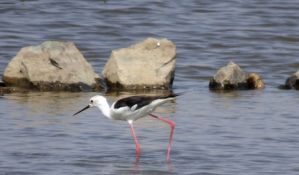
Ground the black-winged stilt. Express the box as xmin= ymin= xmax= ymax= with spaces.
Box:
xmin=73 ymin=94 xmax=178 ymax=161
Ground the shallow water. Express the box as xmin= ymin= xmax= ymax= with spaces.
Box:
xmin=1 ymin=0 xmax=299 ymax=174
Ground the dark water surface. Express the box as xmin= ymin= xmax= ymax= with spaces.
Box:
xmin=1 ymin=0 xmax=299 ymax=174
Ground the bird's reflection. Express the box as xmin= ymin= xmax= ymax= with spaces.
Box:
xmin=132 ymin=156 xmax=174 ymax=173
xmin=132 ymin=156 xmax=140 ymax=172
xmin=166 ymin=160 xmax=174 ymax=172
xmin=4 ymin=91 xmax=97 ymax=115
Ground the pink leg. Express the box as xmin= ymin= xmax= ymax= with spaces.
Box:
xmin=129 ymin=121 xmax=141 ymax=159
xmin=150 ymin=114 xmax=175 ymax=161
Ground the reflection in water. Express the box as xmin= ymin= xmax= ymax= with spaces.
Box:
xmin=132 ymin=159 xmax=174 ymax=174
xmin=166 ymin=160 xmax=174 ymax=172
xmin=105 ymin=89 xmax=174 ymax=96
xmin=4 ymin=92 xmax=100 ymax=115
xmin=132 ymin=157 xmax=140 ymax=172
xmin=4 ymin=90 xmax=178 ymax=115
xmin=210 ymin=90 xmax=242 ymax=99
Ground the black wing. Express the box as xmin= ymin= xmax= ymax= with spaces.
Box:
xmin=114 ymin=94 xmax=178 ymax=110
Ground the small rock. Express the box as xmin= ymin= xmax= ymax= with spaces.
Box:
xmin=280 ymin=70 xmax=299 ymax=90
xmin=3 ymin=41 xmax=102 ymax=91
xmin=102 ymin=37 xmax=176 ymax=90
xmin=247 ymin=73 xmax=265 ymax=89
xmin=209 ymin=62 xmax=265 ymax=90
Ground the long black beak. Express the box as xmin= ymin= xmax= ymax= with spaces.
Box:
xmin=73 ymin=105 xmax=90 ymax=116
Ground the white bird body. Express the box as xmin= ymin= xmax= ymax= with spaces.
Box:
xmin=89 ymin=95 xmax=175 ymax=122
xmin=73 ymin=94 xmax=178 ymax=161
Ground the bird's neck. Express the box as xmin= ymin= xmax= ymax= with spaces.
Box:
xmin=97 ymin=100 xmax=111 ymax=119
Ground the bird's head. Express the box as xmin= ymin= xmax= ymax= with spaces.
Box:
xmin=89 ymin=95 xmax=107 ymax=107
xmin=73 ymin=95 xmax=107 ymax=116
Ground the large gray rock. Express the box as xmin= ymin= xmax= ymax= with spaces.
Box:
xmin=280 ymin=70 xmax=299 ymax=90
xmin=3 ymin=41 xmax=102 ymax=91
xmin=102 ymin=38 xmax=176 ymax=90
xmin=209 ymin=62 xmax=265 ymax=90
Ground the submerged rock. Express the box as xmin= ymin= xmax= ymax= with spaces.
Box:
xmin=3 ymin=41 xmax=102 ymax=91
xmin=280 ymin=70 xmax=299 ymax=90
xmin=102 ymin=37 xmax=176 ymax=90
xmin=209 ymin=62 xmax=265 ymax=90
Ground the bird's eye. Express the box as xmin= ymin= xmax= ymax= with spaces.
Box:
xmin=90 ymin=100 xmax=93 ymax=103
